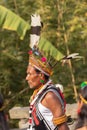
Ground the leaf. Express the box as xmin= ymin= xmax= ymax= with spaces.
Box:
xmin=0 ymin=5 xmax=30 ymax=40
xmin=38 ymin=37 xmax=64 ymax=61
xmin=0 ymin=6 xmax=64 ymax=61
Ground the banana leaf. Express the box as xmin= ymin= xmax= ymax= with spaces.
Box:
xmin=0 ymin=5 xmax=64 ymax=61
xmin=0 ymin=5 xmax=30 ymax=40
xmin=39 ymin=37 xmax=64 ymax=61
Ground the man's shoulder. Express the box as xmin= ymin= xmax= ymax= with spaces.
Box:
xmin=41 ymin=84 xmax=62 ymax=100
xmin=39 ymin=85 xmax=60 ymax=103
xmin=44 ymin=90 xmax=58 ymax=100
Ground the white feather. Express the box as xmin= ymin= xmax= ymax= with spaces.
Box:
xmin=30 ymin=14 xmax=41 ymax=49
xmin=30 ymin=34 xmax=40 ymax=48
xmin=31 ymin=14 xmax=41 ymax=27
xmin=67 ymin=53 xmax=79 ymax=59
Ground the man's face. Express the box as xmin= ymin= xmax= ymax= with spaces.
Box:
xmin=26 ymin=65 xmax=41 ymax=89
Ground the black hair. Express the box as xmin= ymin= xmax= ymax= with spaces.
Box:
xmin=34 ymin=68 xmax=49 ymax=81
xmin=44 ymin=74 xmax=49 ymax=81
xmin=75 ymin=86 xmax=87 ymax=129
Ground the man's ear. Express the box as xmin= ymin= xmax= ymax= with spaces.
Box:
xmin=78 ymin=100 xmax=83 ymax=110
xmin=39 ymin=73 xmax=42 ymax=77
xmin=39 ymin=73 xmax=44 ymax=78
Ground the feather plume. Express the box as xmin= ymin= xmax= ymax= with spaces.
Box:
xmin=66 ymin=53 xmax=79 ymax=59
xmin=61 ymin=53 xmax=83 ymax=65
xmin=30 ymin=14 xmax=42 ymax=49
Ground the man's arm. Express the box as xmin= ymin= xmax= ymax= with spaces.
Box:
xmin=41 ymin=91 xmax=69 ymax=130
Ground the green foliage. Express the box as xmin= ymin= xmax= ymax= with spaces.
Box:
xmin=0 ymin=5 xmax=30 ymax=40
xmin=39 ymin=37 xmax=64 ymax=60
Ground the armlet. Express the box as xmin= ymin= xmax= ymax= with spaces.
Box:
xmin=52 ymin=114 xmax=67 ymax=125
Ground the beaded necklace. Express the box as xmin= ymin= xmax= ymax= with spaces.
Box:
xmin=28 ymin=80 xmax=52 ymax=129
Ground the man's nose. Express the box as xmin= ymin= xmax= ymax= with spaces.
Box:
xmin=26 ymin=75 xmax=29 ymax=80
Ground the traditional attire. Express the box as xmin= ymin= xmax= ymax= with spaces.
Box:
xmin=28 ymin=80 xmax=65 ymax=130
xmin=27 ymin=14 xmax=68 ymax=130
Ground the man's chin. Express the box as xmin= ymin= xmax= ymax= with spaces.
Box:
xmin=29 ymin=86 xmax=33 ymax=88
xmin=29 ymin=85 xmax=34 ymax=89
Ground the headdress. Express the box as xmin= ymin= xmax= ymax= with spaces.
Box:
xmin=28 ymin=14 xmax=83 ymax=76
xmin=29 ymin=14 xmax=53 ymax=76
xmin=29 ymin=53 xmax=52 ymax=76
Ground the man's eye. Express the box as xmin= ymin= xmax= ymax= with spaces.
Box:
xmin=27 ymin=73 xmax=30 ymax=77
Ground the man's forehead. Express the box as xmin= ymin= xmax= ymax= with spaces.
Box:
xmin=27 ymin=65 xmax=35 ymax=72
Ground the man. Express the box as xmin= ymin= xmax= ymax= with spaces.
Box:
xmin=26 ymin=54 xmax=69 ymax=130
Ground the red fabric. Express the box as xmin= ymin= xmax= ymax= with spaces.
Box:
xmin=29 ymin=118 xmax=32 ymax=124
xmin=58 ymin=90 xmax=66 ymax=112
xmin=77 ymin=108 xmax=81 ymax=115
xmin=32 ymin=107 xmax=40 ymax=125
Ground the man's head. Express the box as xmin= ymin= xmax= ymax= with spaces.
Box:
xmin=26 ymin=52 xmax=52 ymax=88
xmin=26 ymin=64 xmax=49 ymax=89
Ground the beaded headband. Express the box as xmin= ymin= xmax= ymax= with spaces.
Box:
xmin=79 ymin=94 xmax=87 ymax=104
xmin=29 ymin=53 xmax=52 ymax=76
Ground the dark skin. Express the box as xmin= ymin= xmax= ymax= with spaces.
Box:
xmin=26 ymin=65 xmax=69 ymax=130
xmin=26 ymin=65 xmax=42 ymax=89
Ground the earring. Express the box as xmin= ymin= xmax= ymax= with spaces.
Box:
xmin=77 ymin=108 xmax=81 ymax=114
xmin=40 ymin=79 xmax=44 ymax=84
